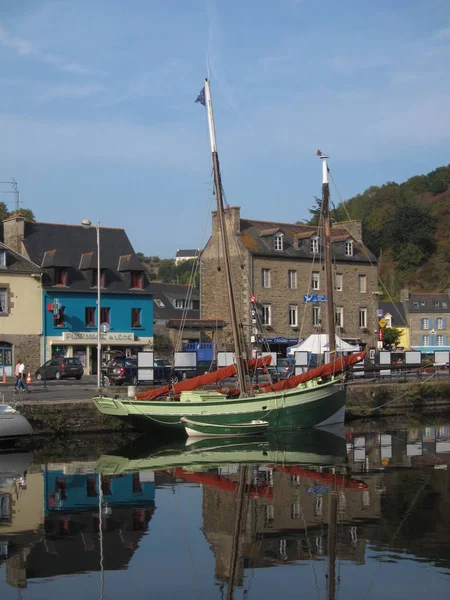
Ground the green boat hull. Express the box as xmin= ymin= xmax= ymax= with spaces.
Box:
xmin=93 ymin=379 xmax=346 ymax=436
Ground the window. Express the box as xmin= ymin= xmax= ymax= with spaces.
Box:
xmin=422 ymin=318 xmax=430 ymax=329
xmin=100 ymin=307 xmax=110 ymax=324
xmin=262 ymin=268 xmax=271 ymax=288
xmin=335 ymin=307 xmax=344 ymax=328
xmin=0 ymin=251 xmax=6 ymax=268
xmin=434 ymin=301 xmax=440 ymax=308
xmin=288 ymin=270 xmax=297 ymax=289
xmin=131 ymin=272 xmax=143 ymax=289
xmin=437 ymin=335 xmax=444 ymax=346
xmin=55 ymin=267 xmax=68 ymax=286
xmin=335 ymin=273 xmax=343 ymax=292
xmin=359 ymin=308 xmax=367 ymax=328
xmin=93 ymin=269 xmax=106 ymax=288
xmin=85 ymin=307 xmax=96 ymax=327
xmin=311 ymin=272 xmax=320 ymax=290
xmin=289 ymin=305 xmax=298 ymax=327
xmin=423 ymin=335 xmax=430 ymax=346
xmin=131 ymin=308 xmax=141 ymax=328
xmin=385 ymin=315 xmax=392 ymax=327
xmin=345 ymin=240 xmax=353 ymax=256
xmin=86 ymin=477 xmax=98 ymax=498
xmin=310 ymin=236 xmax=319 ymax=253
xmin=0 ymin=289 xmax=7 ymax=315
xmin=262 ymin=304 xmax=271 ymax=326
xmin=358 ymin=274 xmax=367 ymax=293
xmin=54 ymin=306 xmax=65 ymax=327
xmin=274 ymin=234 xmax=283 ymax=251
xmin=175 ymin=298 xmax=193 ymax=309
xmin=312 ymin=305 xmax=321 ymax=327
xmin=154 ymin=298 xmax=165 ymax=308
xmin=437 ymin=318 xmax=444 ymax=329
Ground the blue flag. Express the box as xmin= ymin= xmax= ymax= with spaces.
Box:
xmin=195 ymin=86 xmax=205 ymax=106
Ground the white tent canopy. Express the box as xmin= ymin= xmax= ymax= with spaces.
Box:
xmin=287 ymin=334 xmax=360 ymax=356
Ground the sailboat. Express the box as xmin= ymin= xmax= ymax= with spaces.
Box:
xmin=92 ymin=78 xmax=365 ymax=435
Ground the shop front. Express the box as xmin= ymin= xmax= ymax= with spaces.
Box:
xmin=44 ymin=332 xmax=153 ymax=375
xmin=262 ymin=337 xmax=300 ymax=359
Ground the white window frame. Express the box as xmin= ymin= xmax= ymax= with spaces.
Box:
xmin=359 ymin=308 xmax=367 ymax=328
xmin=437 ymin=318 xmax=443 ymax=330
xmin=345 ymin=240 xmax=354 ymax=256
xmin=0 ymin=251 xmax=6 ymax=268
xmin=262 ymin=304 xmax=272 ymax=326
xmin=311 ymin=271 xmax=320 ymax=290
xmin=289 ymin=304 xmax=298 ymax=327
xmin=310 ymin=236 xmax=319 ymax=254
xmin=288 ymin=270 xmax=297 ymax=289
xmin=423 ymin=318 xmax=430 ymax=329
xmin=335 ymin=307 xmax=344 ymax=328
xmin=437 ymin=335 xmax=444 ymax=346
xmin=423 ymin=335 xmax=430 ymax=346
xmin=274 ymin=233 xmax=284 ymax=251
xmin=385 ymin=314 xmax=392 ymax=327
xmin=0 ymin=288 xmax=7 ymax=315
xmin=312 ymin=305 xmax=321 ymax=327
xmin=262 ymin=268 xmax=271 ymax=289
xmin=154 ymin=299 xmax=165 ymax=308
xmin=335 ymin=273 xmax=343 ymax=292
xmin=358 ymin=274 xmax=367 ymax=293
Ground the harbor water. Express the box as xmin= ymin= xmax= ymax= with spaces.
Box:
xmin=0 ymin=420 xmax=449 ymax=599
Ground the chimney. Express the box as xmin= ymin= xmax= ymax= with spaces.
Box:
xmin=226 ymin=206 xmax=241 ymax=234
xmin=341 ymin=220 xmax=362 ymax=242
xmin=3 ymin=216 xmax=27 ymax=257
xmin=400 ymin=288 xmax=409 ymax=302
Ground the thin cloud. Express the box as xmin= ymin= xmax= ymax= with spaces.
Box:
xmin=0 ymin=22 xmax=92 ymax=74
xmin=433 ymin=26 xmax=450 ymax=39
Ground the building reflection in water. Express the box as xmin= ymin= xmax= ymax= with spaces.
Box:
xmin=0 ymin=458 xmax=155 ymax=589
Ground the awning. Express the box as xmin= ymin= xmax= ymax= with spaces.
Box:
xmin=411 ymin=346 xmax=450 ymax=353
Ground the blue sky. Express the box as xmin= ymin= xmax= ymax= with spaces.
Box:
xmin=1 ymin=0 xmax=450 ymax=257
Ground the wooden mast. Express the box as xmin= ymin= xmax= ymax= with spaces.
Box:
xmin=319 ymin=151 xmax=337 ymax=358
xmin=204 ymin=79 xmax=248 ymax=395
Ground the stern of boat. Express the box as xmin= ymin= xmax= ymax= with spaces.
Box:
xmin=93 ymin=396 xmax=130 ymax=417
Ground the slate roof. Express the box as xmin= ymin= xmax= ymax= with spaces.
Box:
xmin=0 ymin=241 xmax=41 ymax=274
xmin=379 ymin=302 xmax=408 ymax=326
xmin=149 ymin=282 xmax=200 ymax=321
xmin=22 ymin=221 xmax=151 ymax=294
xmin=404 ymin=293 xmax=450 ymax=313
xmin=176 ymin=249 xmax=200 ymax=259
xmin=238 ymin=219 xmax=376 ymax=263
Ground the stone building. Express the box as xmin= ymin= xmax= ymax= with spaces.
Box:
xmin=401 ymin=288 xmax=450 ymax=354
xmin=0 ymin=241 xmax=42 ymax=375
xmin=200 ymin=206 xmax=378 ymax=356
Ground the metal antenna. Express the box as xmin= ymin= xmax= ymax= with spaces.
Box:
xmin=0 ymin=179 xmax=21 ymax=212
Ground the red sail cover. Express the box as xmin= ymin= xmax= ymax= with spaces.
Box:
xmin=136 ymin=355 xmax=272 ymax=401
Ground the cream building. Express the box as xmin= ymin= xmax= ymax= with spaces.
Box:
xmin=0 ymin=242 xmax=42 ymax=376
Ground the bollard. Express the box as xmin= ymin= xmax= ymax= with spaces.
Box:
xmin=128 ymin=385 xmax=137 ymax=398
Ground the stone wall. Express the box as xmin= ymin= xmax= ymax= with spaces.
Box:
xmin=2 ymin=334 xmax=41 ymax=373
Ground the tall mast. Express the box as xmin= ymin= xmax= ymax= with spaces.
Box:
xmin=204 ymin=79 xmax=248 ymax=395
xmin=319 ymin=152 xmax=336 ymax=358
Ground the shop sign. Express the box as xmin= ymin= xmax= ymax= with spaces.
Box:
xmin=63 ymin=332 xmax=135 ymax=342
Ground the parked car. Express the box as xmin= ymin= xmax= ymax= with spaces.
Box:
xmin=276 ymin=358 xmax=295 ymax=379
xmin=35 ymin=357 xmax=84 ymax=381
xmin=102 ymin=357 xmax=183 ymax=386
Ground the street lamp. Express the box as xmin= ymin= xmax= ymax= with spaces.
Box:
xmin=81 ymin=219 xmax=102 ymax=391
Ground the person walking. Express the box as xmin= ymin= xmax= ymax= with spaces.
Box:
xmin=13 ymin=359 xmax=21 ymax=391
xmin=15 ymin=359 xmax=30 ymax=393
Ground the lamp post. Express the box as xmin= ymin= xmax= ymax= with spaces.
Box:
xmin=81 ymin=219 xmax=102 ymax=391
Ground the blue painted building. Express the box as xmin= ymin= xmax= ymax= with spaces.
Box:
xmin=3 ymin=217 xmax=154 ymax=373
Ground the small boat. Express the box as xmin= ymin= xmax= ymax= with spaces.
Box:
xmin=0 ymin=404 xmax=33 ymax=440
xmin=181 ymin=416 xmax=268 ymax=438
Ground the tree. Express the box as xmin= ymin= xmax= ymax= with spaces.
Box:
xmin=153 ymin=332 xmax=174 ymax=356
xmin=382 ymin=327 xmax=401 ymax=350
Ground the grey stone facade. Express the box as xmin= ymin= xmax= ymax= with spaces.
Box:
xmin=1 ymin=334 xmax=41 ymax=375
xmin=201 ymin=207 xmax=379 ymax=352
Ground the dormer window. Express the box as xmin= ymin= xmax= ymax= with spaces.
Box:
xmin=93 ymin=269 xmax=106 ymax=288
xmin=310 ymin=236 xmax=319 ymax=253
xmin=55 ymin=267 xmax=68 ymax=286
xmin=274 ymin=233 xmax=284 ymax=251
xmin=345 ymin=240 xmax=354 ymax=256
xmin=154 ymin=299 xmax=165 ymax=308
xmin=0 ymin=250 xmax=6 ymax=268
xmin=131 ymin=272 xmax=143 ymax=289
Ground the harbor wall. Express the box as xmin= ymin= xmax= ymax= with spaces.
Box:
xmin=14 ymin=380 xmax=450 ymax=437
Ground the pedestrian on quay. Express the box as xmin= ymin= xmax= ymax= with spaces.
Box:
xmin=14 ymin=359 xmax=30 ymax=393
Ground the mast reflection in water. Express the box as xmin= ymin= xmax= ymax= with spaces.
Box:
xmin=0 ymin=423 xmax=449 ymax=599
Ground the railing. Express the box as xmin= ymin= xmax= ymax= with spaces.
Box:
xmin=348 ymin=363 xmax=450 ymax=382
